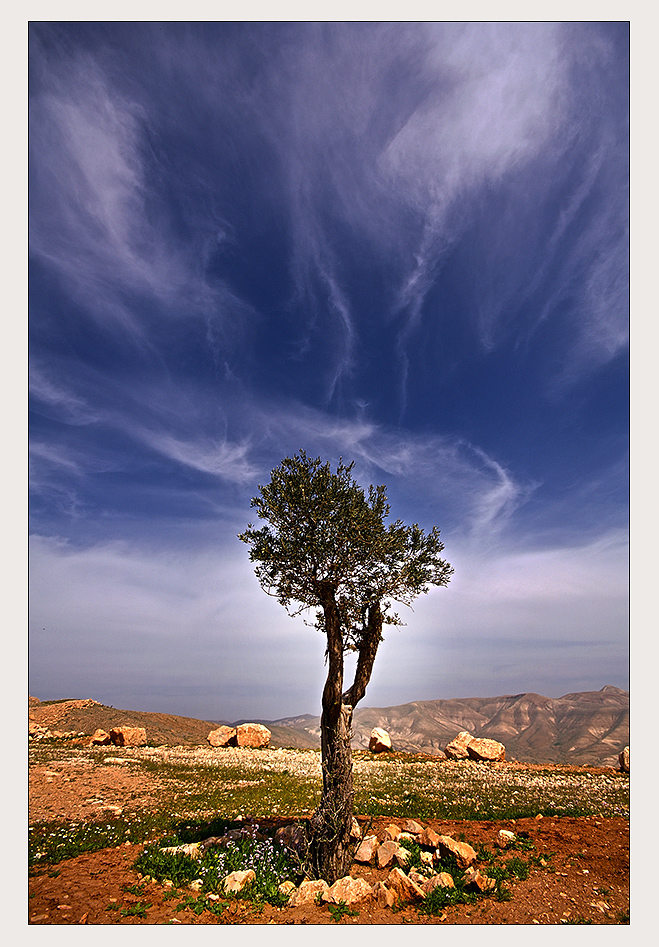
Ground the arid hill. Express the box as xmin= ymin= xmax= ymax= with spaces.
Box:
xmin=272 ymin=685 xmax=629 ymax=767
xmin=29 ymin=685 xmax=628 ymax=767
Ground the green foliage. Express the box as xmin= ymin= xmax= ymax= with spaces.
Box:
xmin=397 ymin=837 xmax=431 ymax=875
xmin=505 ymin=856 xmax=530 ymax=880
xmin=238 ymin=450 xmax=452 ymax=640
xmin=134 ymin=832 xmax=301 ymax=907
xmin=417 ymin=880 xmax=478 ymax=914
xmin=122 ymin=882 xmax=147 ymax=896
xmin=133 ymin=847 xmax=199 ymax=887
xmin=328 ymin=900 xmax=359 ymax=922
xmin=120 ymin=901 xmax=151 ymax=918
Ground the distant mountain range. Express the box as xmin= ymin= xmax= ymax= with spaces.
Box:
xmin=30 ymin=685 xmax=629 ymax=768
xmin=246 ymin=685 xmax=629 ymax=768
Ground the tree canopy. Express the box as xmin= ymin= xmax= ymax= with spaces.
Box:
xmin=238 ymin=450 xmax=453 ymax=647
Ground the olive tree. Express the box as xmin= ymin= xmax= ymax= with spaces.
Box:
xmin=238 ymin=450 xmax=453 ymax=882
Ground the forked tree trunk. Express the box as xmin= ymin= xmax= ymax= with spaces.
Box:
xmin=307 ymin=591 xmax=384 ymax=883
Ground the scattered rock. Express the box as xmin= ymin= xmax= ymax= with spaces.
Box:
xmin=207 ymin=726 xmax=237 ymax=747
xmin=394 ymin=847 xmax=410 ymax=868
xmin=463 ymin=866 xmax=497 ymax=893
xmin=222 ymin=869 xmax=256 ymax=893
xmin=109 ymin=727 xmax=146 ymax=747
xmin=369 ymin=727 xmax=393 ymax=753
xmin=274 ymin=823 xmax=307 ymax=856
xmin=619 ymin=746 xmax=629 ymax=773
xmin=401 ymin=819 xmax=425 ymax=834
xmin=90 ymin=729 xmax=111 ymax=746
xmin=278 ymin=880 xmax=296 ymax=901
xmin=408 ymin=868 xmax=427 ymax=887
xmin=444 ymin=730 xmax=474 ymax=760
xmin=382 ymin=823 xmax=402 ymax=841
xmin=236 ymin=723 xmax=271 ymax=748
xmin=417 ymin=827 xmax=441 ymax=849
xmin=161 ymin=842 xmax=201 ymax=859
xmin=467 ymin=738 xmax=506 ymax=762
xmin=496 ymin=829 xmax=517 ymax=848
xmin=422 ymin=872 xmax=455 ymax=894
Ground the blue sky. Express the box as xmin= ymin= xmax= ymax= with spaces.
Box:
xmin=28 ymin=21 xmax=629 ymax=722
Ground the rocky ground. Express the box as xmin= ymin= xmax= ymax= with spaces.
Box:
xmin=28 ymin=751 xmax=629 ymax=925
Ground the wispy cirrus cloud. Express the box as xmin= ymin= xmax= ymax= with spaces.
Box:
xmin=29 ymin=34 xmax=251 ymax=358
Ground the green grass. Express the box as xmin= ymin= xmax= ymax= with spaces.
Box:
xmin=28 ymin=743 xmax=629 ymax=873
xmin=353 ymin=759 xmax=629 ymax=820
xmin=28 ymin=811 xmax=170 ymax=867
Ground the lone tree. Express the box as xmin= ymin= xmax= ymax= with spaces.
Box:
xmin=238 ymin=450 xmax=453 ymax=883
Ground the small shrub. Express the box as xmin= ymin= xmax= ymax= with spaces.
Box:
xmin=328 ymin=900 xmax=359 ymax=923
xmin=417 ymin=882 xmax=478 ymax=914
xmin=120 ymin=901 xmax=151 ymax=918
xmin=506 ymin=856 xmax=530 ymax=881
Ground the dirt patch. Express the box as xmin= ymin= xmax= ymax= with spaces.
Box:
xmin=28 ymin=755 xmax=629 ymax=925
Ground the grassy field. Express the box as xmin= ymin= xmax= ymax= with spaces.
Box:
xmin=29 ymin=743 xmax=629 ymax=869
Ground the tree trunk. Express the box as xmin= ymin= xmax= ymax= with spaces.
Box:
xmin=308 ymin=702 xmax=355 ymax=883
xmin=308 ymin=582 xmax=356 ymax=883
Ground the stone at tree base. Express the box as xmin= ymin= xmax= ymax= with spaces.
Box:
xmin=109 ymin=726 xmax=146 ymax=747
xmin=372 ymin=881 xmax=396 ymax=908
xmin=274 ymin=823 xmax=307 ymax=855
xmin=394 ymin=847 xmax=410 ymax=867
xmin=436 ymin=835 xmax=478 ymax=869
xmin=422 ymin=872 xmax=455 ymax=894
xmin=322 ymin=876 xmax=374 ymax=904
xmin=236 ymin=723 xmax=271 ymax=747
xmin=277 ymin=881 xmax=296 ymax=901
xmin=386 ymin=866 xmax=426 ymax=902
xmin=408 ymin=868 xmax=428 ymax=887
xmin=350 ymin=817 xmax=362 ymax=839
xmin=354 ymin=835 xmax=379 ymax=863
xmin=376 ymin=840 xmax=401 ymax=868
xmin=383 ymin=823 xmax=402 ymax=841
xmin=619 ymin=746 xmax=629 ymax=773
xmin=467 ymin=737 xmax=506 ymax=762
xmin=418 ymin=827 xmax=441 ymax=848
xmin=207 ymin=726 xmax=237 ymax=747
xmin=369 ymin=727 xmax=393 ymax=752
xmin=222 ymin=869 xmax=256 ymax=893
xmin=288 ymin=879 xmax=330 ymax=906
xmin=444 ymin=730 xmax=474 ymax=759
xmin=90 ymin=729 xmax=111 ymax=745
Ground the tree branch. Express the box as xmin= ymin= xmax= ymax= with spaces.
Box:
xmin=342 ymin=600 xmax=383 ymax=710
